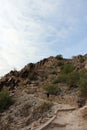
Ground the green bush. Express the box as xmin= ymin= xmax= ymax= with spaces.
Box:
xmin=52 ymin=78 xmax=59 ymax=84
xmin=57 ymin=74 xmax=67 ymax=83
xmin=79 ymin=57 xmax=85 ymax=63
xmin=0 ymin=90 xmax=13 ymax=112
xmin=56 ymin=71 xmax=80 ymax=88
xmin=61 ymin=63 xmax=74 ymax=74
xmin=77 ymin=69 xmax=87 ymax=97
xmin=67 ymin=71 xmax=80 ymax=88
xmin=44 ymin=84 xmax=60 ymax=95
xmin=56 ymin=54 xmax=63 ymax=60
xmin=79 ymin=78 xmax=87 ymax=97
xmin=79 ymin=69 xmax=87 ymax=78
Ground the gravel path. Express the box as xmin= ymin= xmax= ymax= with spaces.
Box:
xmin=44 ymin=107 xmax=87 ymax=130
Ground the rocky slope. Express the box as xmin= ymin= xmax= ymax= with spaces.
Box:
xmin=0 ymin=54 xmax=87 ymax=130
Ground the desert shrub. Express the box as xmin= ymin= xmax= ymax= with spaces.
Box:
xmin=79 ymin=78 xmax=87 ymax=97
xmin=52 ymin=78 xmax=59 ymax=84
xmin=57 ymin=74 xmax=68 ymax=83
xmin=0 ymin=90 xmax=13 ymax=112
xmin=56 ymin=71 xmax=80 ymax=88
xmin=67 ymin=71 xmax=80 ymax=88
xmin=44 ymin=84 xmax=60 ymax=95
xmin=78 ymin=69 xmax=87 ymax=97
xmin=79 ymin=57 xmax=85 ymax=63
xmin=79 ymin=69 xmax=87 ymax=78
xmin=61 ymin=63 xmax=74 ymax=74
xmin=56 ymin=54 xmax=63 ymax=60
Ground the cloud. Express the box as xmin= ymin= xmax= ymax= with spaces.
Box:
xmin=0 ymin=0 xmax=87 ymax=76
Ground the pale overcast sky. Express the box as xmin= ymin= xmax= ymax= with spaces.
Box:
xmin=0 ymin=0 xmax=87 ymax=76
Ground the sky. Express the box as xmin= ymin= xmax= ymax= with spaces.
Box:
xmin=0 ymin=0 xmax=87 ymax=76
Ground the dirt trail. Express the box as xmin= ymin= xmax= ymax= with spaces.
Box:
xmin=44 ymin=107 xmax=87 ymax=130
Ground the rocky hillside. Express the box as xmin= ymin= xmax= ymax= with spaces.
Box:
xmin=1 ymin=54 xmax=87 ymax=90
xmin=0 ymin=54 xmax=87 ymax=130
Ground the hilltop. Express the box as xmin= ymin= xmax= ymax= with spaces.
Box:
xmin=0 ymin=54 xmax=87 ymax=130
